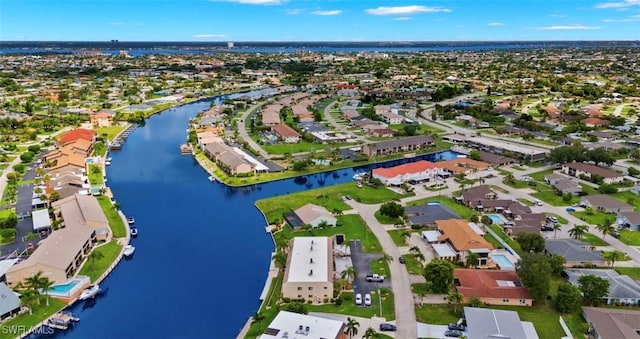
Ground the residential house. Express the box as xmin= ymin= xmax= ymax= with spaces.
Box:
xmin=371 ymin=160 xmax=439 ymax=186
xmin=271 ymin=124 xmax=301 ymax=143
xmin=463 ymin=307 xmax=538 ymax=339
xmin=583 ymin=117 xmax=609 ymax=128
xmin=293 ymin=204 xmax=337 ymax=228
xmin=564 ymin=269 xmax=640 ymax=305
xmin=457 ymin=185 xmax=498 ymax=209
xmin=617 ymin=211 xmax=640 ymax=231
xmin=454 ymin=135 xmax=548 ymax=161
xmin=52 ymin=193 xmax=111 ymax=241
xmin=196 ymin=130 xmax=224 ymax=147
xmin=379 ymin=110 xmax=404 ymax=125
xmin=57 ymin=128 xmax=97 ymax=148
xmin=581 ymin=194 xmax=634 ymax=213
xmin=454 ymin=269 xmax=533 ymax=306
xmin=90 ymin=111 xmax=113 ymax=128
xmin=435 ymin=219 xmax=494 ymax=264
xmin=508 ymin=213 xmax=547 ymax=236
xmin=582 ymin=307 xmax=640 ymax=339
xmin=43 ymin=148 xmax=87 ymax=172
xmin=545 ymin=173 xmax=583 ymax=195
xmin=361 ymin=135 xmax=434 ymax=157
xmin=6 ymin=227 xmax=95 ymax=286
xmin=631 ymin=185 xmax=640 ymax=196
xmin=438 ymin=158 xmax=490 ymax=175
xmin=478 ymin=151 xmax=517 ymax=166
xmin=544 ymin=239 xmax=605 ymax=267
xmin=261 ymin=311 xmax=346 ymax=339
xmin=371 ymin=128 xmax=394 ymax=138
xmin=562 ymin=162 xmax=624 ymax=184
xmin=203 ymin=142 xmax=255 ymax=176
xmin=282 ymin=237 xmax=333 ymax=303
xmin=0 ymin=282 xmax=20 ymax=320
xmin=405 ymin=203 xmax=460 ymax=227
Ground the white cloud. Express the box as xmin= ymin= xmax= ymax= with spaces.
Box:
xmin=311 ymin=10 xmax=342 ymax=16
xmin=488 ymin=22 xmax=504 ymax=26
xmin=603 ymin=14 xmax=640 ymax=21
xmin=394 ymin=17 xmax=413 ymax=21
xmin=534 ymin=25 xmax=602 ymax=30
xmin=192 ymin=34 xmax=228 ymax=38
xmin=595 ymin=0 xmax=640 ymax=8
xmin=286 ymin=8 xmax=301 ymax=15
xmin=211 ymin=0 xmax=284 ymax=5
xmin=365 ymin=5 xmax=451 ymax=15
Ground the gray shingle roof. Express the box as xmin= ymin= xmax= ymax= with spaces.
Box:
xmin=405 ymin=203 xmax=460 ymax=225
xmin=0 ymin=282 xmax=21 ymax=317
xmin=545 ymin=239 xmax=603 ymax=262
xmin=464 ymin=306 xmax=528 ymax=339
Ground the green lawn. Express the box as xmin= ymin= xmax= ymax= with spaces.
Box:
xmin=411 ymin=283 xmax=431 ymax=296
xmin=403 ymin=255 xmax=424 ymax=275
xmin=0 ymin=297 xmax=67 ymax=339
xmin=370 ymin=258 xmax=391 ymax=278
xmin=96 ymin=126 xmax=127 ymax=140
xmin=616 ymin=267 xmax=640 ymax=282
xmin=572 ymin=210 xmax=615 ymax=226
xmin=517 ymin=198 xmax=534 ymax=206
xmin=619 ymin=229 xmax=640 ymax=246
xmin=582 ymin=233 xmax=609 ymax=246
xmin=546 ymin=213 xmax=568 ymax=225
xmin=256 ymin=181 xmax=411 ymax=223
xmin=275 ymin=214 xmax=383 ymax=253
xmin=96 ymin=196 xmax=126 ymax=238
xmin=488 ymin=224 xmax=523 ymax=255
xmin=531 ymin=188 xmax=580 ymax=206
xmin=502 ymin=179 xmax=530 ymax=189
xmin=387 ymin=229 xmax=409 ymax=247
xmin=262 ymin=142 xmax=335 ymax=154
xmin=612 ymin=191 xmax=640 ymax=210
xmin=374 ymin=210 xmax=402 ymax=225
xmin=308 ymin=288 xmax=395 ymax=320
xmin=415 ymin=303 xmax=460 ymax=324
xmin=77 ymin=240 xmax=122 ymax=282
xmin=529 ymin=169 xmax=555 ymax=182
xmin=407 ymin=196 xmax=473 ymax=219
xmin=88 ymin=164 xmax=104 ymax=185
xmin=484 ymin=231 xmax=503 ymax=249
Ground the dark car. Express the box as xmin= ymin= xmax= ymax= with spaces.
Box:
xmin=448 ymin=323 xmax=466 ymax=331
xmin=612 ymin=232 xmax=621 ymax=239
xmin=399 ymin=256 xmax=406 ymax=264
xmin=445 ymin=330 xmax=463 ymax=337
xmin=379 ymin=323 xmax=397 ymax=331
xmin=566 ymin=207 xmax=576 ymax=212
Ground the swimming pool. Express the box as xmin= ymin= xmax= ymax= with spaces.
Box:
xmin=49 ymin=280 xmax=81 ymax=293
xmin=493 ymin=254 xmax=515 ymax=269
xmin=488 ymin=214 xmax=505 ymax=225
xmin=47 ymin=277 xmax=89 ymax=297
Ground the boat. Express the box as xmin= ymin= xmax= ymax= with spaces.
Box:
xmin=124 ymin=245 xmax=135 ymax=257
xmin=208 ymin=175 xmax=216 ymax=182
xmin=130 ymin=227 xmax=138 ymax=237
xmin=352 ymin=172 xmax=365 ymax=181
xmin=127 ymin=216 xmax=135 ymax=224
xmin=79 ymin=284 xmax=100 ymax=300
xmin=105 ymin=161 xmax=111 ymax=166
xmin=106 ymin=157 xmax=112 ymax=162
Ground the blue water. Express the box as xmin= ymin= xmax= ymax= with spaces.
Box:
xmin=488 ymin=214 xmax=505 ymax=225
xmin=492 ymin=254 xmax=515 ymax=269
xmin=49 ymin=280 xmax=81 ymax=294
xmin=44 ymin=94 xmax=460 ymax=338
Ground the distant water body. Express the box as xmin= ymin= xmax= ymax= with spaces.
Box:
xmin=1 ymin=40 xmax=638 ymax=56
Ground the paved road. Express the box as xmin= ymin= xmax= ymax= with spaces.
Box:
xmin=237 ymin=102 xmax=270 ymax=159
xmin=350 ymin=240 xmax=392 ymax=299
xmin=345 ymin=200 xmax=418 ymax=339
xmin=322 ymin=100 xmax=371 ymax=144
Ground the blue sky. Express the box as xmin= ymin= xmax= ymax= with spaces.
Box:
xmin=1 ymin=0 xmax=639 ymax=41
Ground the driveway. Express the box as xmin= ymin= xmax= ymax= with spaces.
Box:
xmin=350 ymin=239 xmax=392 ymax=297
xmin=417 ymin=323 xmax=454 ymax=339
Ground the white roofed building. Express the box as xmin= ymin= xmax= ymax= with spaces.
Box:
xmin=282 ymin=237 xmax=334 ymax=304
xmin=260 ymin=311 xmax=346 ymax=339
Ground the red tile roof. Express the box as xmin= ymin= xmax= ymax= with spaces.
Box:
xmin=583 ymin=118 xmax=609 ymax=126
xmin=58 ymin=128 xmax=96 ymax=144
xmin=454 ymin=269 xmax=533 ymax=300
xmin=372 ymin=160 xmax=437 ymax=178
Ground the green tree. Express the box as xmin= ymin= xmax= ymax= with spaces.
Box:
xmin=516 ymin=253 xmax=552 ymax=303
xmin=553 ymin=223 xmax=562 ymax=240
xmin=301 ymin=223 xmax=313 ymax=235
xmin=88 ymin=249 xmax=104 ymax=274
xmin=379 ymin=252 xmax=393 ymax=265
xmin=38 ymin=276 xmax=54 ymax=306
xmin=283 ymin=302 xmax=308 ymax=314
xmin=465 ymin=252 xmax=480 ymax=268
xmin=341 ymin=266 xmax=355 ymax=284
xmin=516 ymin=232 xmax=545 ymax=253
xmin=603 ymin=250 xmax=626 ymax=267
xmin=548 ymin=254 xmax=566 ymax=276
xmin=596 ymin=220 xmax=615 ymax=240
xmin=423 ymin=259 xmax=455 ymax=294
xmin=379 ymin=201 xmax=405 ymax=219
xmin=20 ymin=289 xmax=38 ymax=315
xmin=447 ymin=291 xmax=464 ymax=313
xmin=346 ymin=317 xmax=360 ymax=338
xmin=363 ymin=327 xmax=378 ymax=339
xmin=252 ymin=311 xmax=265 ymax=324
xmin=554 ymin=283 xmax=582 ymax=313
xmin=578 ymin=275 xmax=610 ymax=306
xmin=273 ymin=251 xmax=287 ymax=269
xmin=569 ymin=224 xmax=588 ymax=240
xmin=469 ymin=150 xmax=481 ymax=161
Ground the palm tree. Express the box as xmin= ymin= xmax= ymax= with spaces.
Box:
xmin=379 ymin=252 xmax=393 ymax=264
xmin=20 ymin=289 xmax=38 ymax=315
xmin=25 ymin=272 xmax=43 ymax=303
xmin=341 ymin=266 xmax=355 ymax=284
xmin=596 ymin=220 xmax=615 ymax=240
xmin=409 ymin=246 xmax=421 ymax=256
xmin=604 ymin=250 xmax=626 ymax=267
xmin=414 ymin=252 xmax=425 ymax=263
xmin=301 ymin=224 xmax=313 ymax=235
xmin=276 ymin=237 xmax=290 ymax=254
xmin=38 ymin=276 xmax=54 ymax=306
xmin=273 ymin=252 xmax=287 ymax=269
xmin=465 ymin=252 xmax=480 ymax=268
xmin=346 ymin=317 xmax=360 ymax=338
xmin=447 ymin=291 xmax=464 ymax=313
xmin=569 ymin=224 xmax=588 ymax=240
xmin=401 ymin=230 xmax=411 ymax=244
xmin=252 ymin=311 xmax=265 ymax=324
xmin=88 ymin=250 xmax=105 ymax=274
xmin=553 ymin=223 xmax=562 ymax=239
xmin=505 ymin=173 xmax=515 ymax=184
xmin=363 ymin=327 xmax=378 ymax=339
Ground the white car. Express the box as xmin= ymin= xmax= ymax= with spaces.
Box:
xmin=364 ymin=294 xmax=372 ymax=306
xmin=355 ymin=293 xmax=363 ymax=305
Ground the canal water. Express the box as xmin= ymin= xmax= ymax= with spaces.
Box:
xmin=56 ymin=96 xmax=459 ymax=338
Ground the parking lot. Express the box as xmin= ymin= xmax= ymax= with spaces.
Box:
xmin=350 ymin=239 xmax=392 ymax=306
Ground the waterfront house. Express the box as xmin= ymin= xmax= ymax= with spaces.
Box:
xmin=203 ymin=142 xmax=255 ymax=176
xmin=371 ymin=160 xmax=439 ymax=186
xmin=262 ymin=311 xmax=345 ymax=339
xmin=6 ymin=227 xmax=95 ymax=286
xmin=57 ymin=128 xmax=97 ymax=148
xmin=564 ymin=269 xmax=640 ymax=305
xmin=361 ymin=135 xmax=434 ymax=157
xmin=580 ymin=194 xmax=633 ymax=214
xmin=438 ymin=157 xmax=490 ymax=175
xmin=561 ymin=162 xmax=624 ymax=184
xmin=544 ymin=239 xmax=605 ymax=267
xmin=0 ymin=282 xmax=20 ymax=320
xmin=454 ymin=269 xmax=533 ymax=306
xmin=271 ymin=124 xmax=301 ymax=143
xmin=582 ymin=307 xmax=640 ymax=339
xmin=435 ymin=219 xmax=494 ymax=264
xmin=43 ymin=148 xmax=87 ymax=172
xmin=293 ymin=204 xmax=337 ymax=228
xmin=616 ymin=211 xmax=640 ymax=231
xmin=464 ymin=307 xmax=536 ymax=339
xmin=90 ymin=111 xmax=113 ymax=128
xmin=52 ymin=193 xmax=111 ymax=241
xmin=282 ymin=237 xmax=334 ymax=304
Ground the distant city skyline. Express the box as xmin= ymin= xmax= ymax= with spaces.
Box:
xmin=1 ymin=0 xmax=639 ymax=41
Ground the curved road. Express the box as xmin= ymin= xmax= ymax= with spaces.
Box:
xmin=237 ymin=102 xmax=270 ymax=159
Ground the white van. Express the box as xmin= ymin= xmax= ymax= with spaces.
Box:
xmin=534 ymin=199 xmax=543 ymax=206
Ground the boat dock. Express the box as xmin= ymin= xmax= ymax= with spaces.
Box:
xmin=179 ymin=143 xmax=192 ymax=155
xmin=109 ymin=124 xmax=138 ymax=151
xmin=47 ymin=312 xmax=80 ymax=330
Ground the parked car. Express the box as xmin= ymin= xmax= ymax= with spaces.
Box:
xmin=566 ymin=207 xmax=576 ymax=212
xmin=364 ymin=294 xmax=372 ymax=306
xmin=399 ymin=256 xmax=406 ymax=264
xmin=541 ymin=225 xmax=554 ymax=232
xmin=612 ymin=232 xmax=621 ymax=239
xmin=355 ymin=293 xmax=362 ymax=305
xmin=366 ymin=274 xmax=384 ymax=282
xmin=534 ymin=199 xmax=543 ymax=206
xmin=448 ymin=323 xmax=466 ymax=331
xmin=547 ymin=216 xmax=559 ymax=223
xmin=445 ymin=330 xmax=463 ymax=337
xmin=379 ymin=323 xmax=397 ymax=331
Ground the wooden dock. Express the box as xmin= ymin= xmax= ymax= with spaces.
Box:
xmin=179 ymin=143 xmax=192 ymax=155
